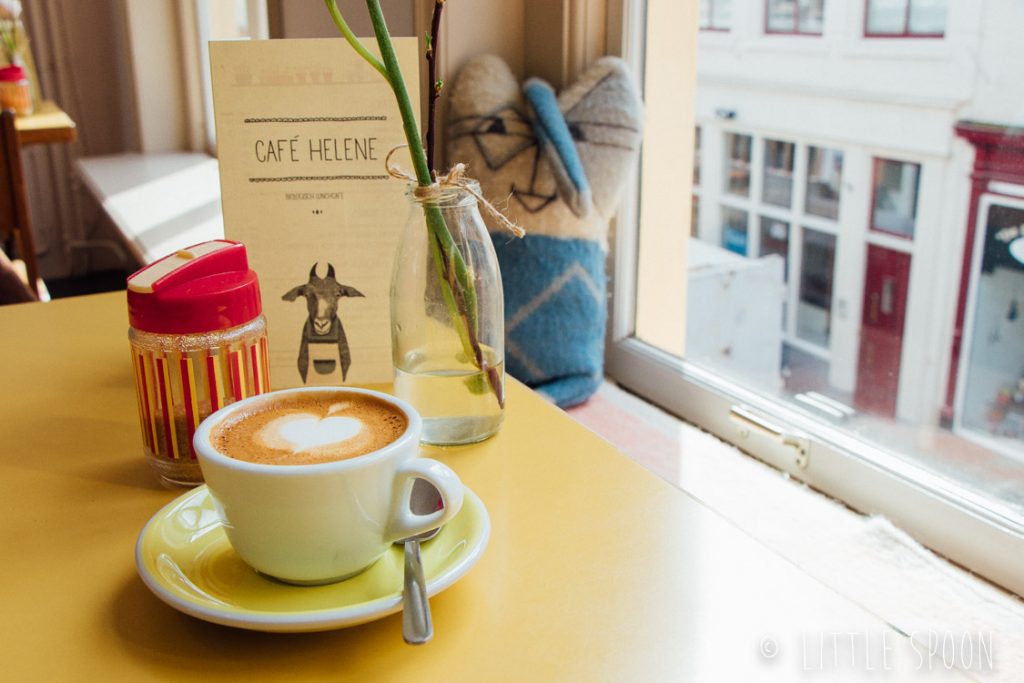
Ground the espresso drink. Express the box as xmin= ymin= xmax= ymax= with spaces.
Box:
xmin=212 ymin=391 xmax=407 ymax=465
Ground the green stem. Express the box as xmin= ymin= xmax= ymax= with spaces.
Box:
xmin=324 ymin=0 xmax=389 ymax=83
xmin=427 ymin=229 xmax=474 ymax=356
xmin=364 ymin=1 xmax=430 ymax=184
xmin=361 ymin=0 xmax=503 ymax=408
xmin=362 ymin=1 xmax=470 ymax=318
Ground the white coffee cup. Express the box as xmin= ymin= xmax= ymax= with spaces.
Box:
xmin=193 ymin=387 xmax=464 ymax=585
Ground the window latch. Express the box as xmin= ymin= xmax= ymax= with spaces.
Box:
xmin=729 ymin=405 xmax=810 ymax=470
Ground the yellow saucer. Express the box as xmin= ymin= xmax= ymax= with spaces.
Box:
xmin=135 ymin=485 xmax=489 ymax=632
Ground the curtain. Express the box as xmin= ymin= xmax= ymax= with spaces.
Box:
xmin=21 ymin=1 xmax=137 ymax=278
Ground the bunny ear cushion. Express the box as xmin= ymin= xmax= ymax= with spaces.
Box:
xmin=448 ymin=55 xmax=644 ymax=408
xmin=522 ymin=77 xmax=592 ymax=218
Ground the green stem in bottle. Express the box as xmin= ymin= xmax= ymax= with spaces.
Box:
xmin=426 ymin=227 xmax=474 ymax=358
xmin=361 ymin=0 xmax=503 ymax=407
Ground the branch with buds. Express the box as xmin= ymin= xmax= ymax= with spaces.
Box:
xmin=425 ymin=0 xmax=445 ymax=172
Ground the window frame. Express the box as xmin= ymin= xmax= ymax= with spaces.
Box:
xmin=863 ymin=0 xmax=947 ymax=39
xmin=723 ymin=131 xmax=753 ymax=198
xmin=764 ymin=0 xmax=825 ymax=37
xmin=605 ymin=0 xmax=1024 ymax=598
xmin=804 ymin=144 xmax=844 ymax=221
xmin=762 ymin=138 xmax=795 ymax=208
xmin=179 ymin=0 xmax=270 ymax=155
xmin=869 ymin=156 xmax=921 ymax=240
xmin=702 ymin=130 xmax=842 ymax=357
xmin=699 ymin=0 xmax=732 ymax=32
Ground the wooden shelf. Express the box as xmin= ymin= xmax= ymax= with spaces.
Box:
xmin=13 ymin=100 xmax=77 ymax=146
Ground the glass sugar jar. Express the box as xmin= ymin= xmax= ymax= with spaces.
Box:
xmin=0 ymin=64 xmax=32 ymax=116
xmin=127 ymin=240 xmax=270 ymax=486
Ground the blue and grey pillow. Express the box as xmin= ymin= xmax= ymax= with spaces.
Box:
xmin=449 ymin=55 xmax=643 ymax=407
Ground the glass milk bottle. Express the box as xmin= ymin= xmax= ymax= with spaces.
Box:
xmin=126 ymin=240 xmax=270 ymax=486
xmin=390 ymin=182 xmax=505 ymax=445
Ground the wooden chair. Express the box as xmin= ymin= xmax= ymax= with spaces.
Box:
xmin=0 ymin=246 xmax=34 ymax=303
xmin=0 ymin=108 xmax=39 ymax=299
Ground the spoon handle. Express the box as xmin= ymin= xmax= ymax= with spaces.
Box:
xmin=402 ymin=539 xmax=432 ymax=644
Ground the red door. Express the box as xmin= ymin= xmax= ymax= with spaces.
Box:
xmin=854 ymin=245 xmax=912 ymax=417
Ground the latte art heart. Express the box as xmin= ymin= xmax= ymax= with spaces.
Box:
xmin=211 ymin=391 xmax=408 ymax=465
xmin=261 ymin=413 xmax=363 ymax=453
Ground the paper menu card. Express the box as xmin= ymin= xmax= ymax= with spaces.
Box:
xmin=210 ymin=38 xmax=419 ymax=388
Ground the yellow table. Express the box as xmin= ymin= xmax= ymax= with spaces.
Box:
xmin=0 ymin=293 xmax=968 ymax=681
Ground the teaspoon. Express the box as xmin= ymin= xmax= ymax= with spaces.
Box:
xmin=398 ymin=479 xmax=443 ymax=644
xmin=401 ymin=526 xmax=440 ymax=644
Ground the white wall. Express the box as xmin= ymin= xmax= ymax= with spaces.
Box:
xmin=697 ymin=0 xmax=981 ymax=114
xmin=692 ymin=0 xmax=1008 ymax=423
xmin=958 ymin=0 xmax=1024 ymax=126
xmin=277 ymin=0 xmax=415 ymax=38
xmin=124 ymin=0 xmax=188 ymax=153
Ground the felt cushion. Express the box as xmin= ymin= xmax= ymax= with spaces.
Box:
xmin=449 ymin=54 xmax=642 ymax=406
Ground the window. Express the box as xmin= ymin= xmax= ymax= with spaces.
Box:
xmin=699 ymin=0 xmax=733 ymax=31
xmin=763 ymin=139 xmax=794 ymax=208
xmin=766 ymin=0 xmax=825 ymax=35
xmin=721 ymin=206 xmax=749 ymax=255
xmin=183 ymin=0 xmax=269 ymax=152
xmin=871 ymin=158 xmax=920 ymax=238
xmin=691 ymin=194 xmax=701 ymax=237
xmin=805 ymin=146 xmax=842 ymax=220
xmin=693 ymin=126 xmax=702 ymax=187
xmin=693 ymin=127 xmax=702 ymax=237
xmin=724 ymin=133 xmax=752 ymax=197
xmin=607 ymin=0 xmax=1024 ymax=597
xmin=759 ymin=216 xmax=790 ymax=279
xmin=865 ymin=0 xmax=947 ymax=38
xmin=796 ymin=228 xmax=836 ymax=346
xmin=701 ymin=131 xmax=842 ymax=359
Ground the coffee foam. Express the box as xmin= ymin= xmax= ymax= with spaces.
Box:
xmin=212 ymin=392 xmax=408 ymax=466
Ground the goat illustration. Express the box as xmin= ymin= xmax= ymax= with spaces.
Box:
xmin=282 ymin=263 xmax=365 ymax=383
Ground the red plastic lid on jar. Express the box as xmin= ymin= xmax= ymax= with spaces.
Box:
xmin=127 ymin=240 xmax=263 ymax=334
xmin=0 ymin=65 xmax=26 ymax=82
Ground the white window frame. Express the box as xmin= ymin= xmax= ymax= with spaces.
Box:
xmin=178 ymin=0 xmax=270 ymax=155
xmin=604 ymin=0 xmax=1024 ymax=597
xmin=698 ymin=0 xmax=733 ymax=32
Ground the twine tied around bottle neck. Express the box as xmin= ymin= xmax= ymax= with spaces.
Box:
xmin=385 ymin=145 xmax=525 ymax=238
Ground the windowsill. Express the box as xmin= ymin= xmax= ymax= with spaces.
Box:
xmin=567 ymin=381 xmax=1024 ymax=673
xmin=75 ymin=152 xmax=225 ymax=265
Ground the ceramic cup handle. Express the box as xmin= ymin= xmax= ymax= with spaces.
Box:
xmin=386 ymin=458 xmax=464 ymax=542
